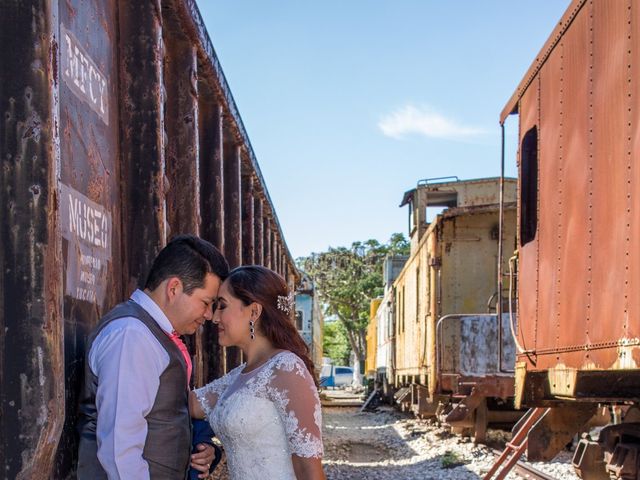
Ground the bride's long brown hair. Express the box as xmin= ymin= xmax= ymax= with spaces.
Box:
xmin=225 ymin=265 xmax=319 ymax=387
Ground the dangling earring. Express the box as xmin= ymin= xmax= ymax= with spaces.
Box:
xmin=249 ymin=320 xmax=255 ymax=340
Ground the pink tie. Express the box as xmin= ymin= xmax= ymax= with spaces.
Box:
xmin=169 ymin=331 xmax=192 ymax=389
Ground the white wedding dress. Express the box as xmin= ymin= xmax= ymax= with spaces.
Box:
xmin=194 ymin=350 xmax=323 ymax=479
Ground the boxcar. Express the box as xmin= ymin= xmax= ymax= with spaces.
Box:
xmin=374 ymin=255 xmax=407 ymax=401
xmin=0 ymin=1 xmax=298 ymax=478
xmin=392 ymin=177 xmax=517 ymax=441
xmin=501 ymin=0 xmax=640 ymax=476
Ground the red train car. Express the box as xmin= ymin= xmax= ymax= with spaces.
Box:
xmin=501 ymin=0 xmax=640 ymax=477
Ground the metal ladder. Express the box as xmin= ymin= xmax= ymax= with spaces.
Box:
xmin=483 ymin=407 xmax=550 ymax=480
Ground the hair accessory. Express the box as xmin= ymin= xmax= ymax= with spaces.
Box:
xmin=277 ymin=292 xmax=295 ymax=314
xmin=249 ymin=320 xmax=255 ymax=340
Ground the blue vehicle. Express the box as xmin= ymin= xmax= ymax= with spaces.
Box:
xmin=320 ymin=365 xmax=354 ymax=388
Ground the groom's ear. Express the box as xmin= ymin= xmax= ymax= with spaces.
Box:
xmin=166 ymin=277 xmax=183 ymax=302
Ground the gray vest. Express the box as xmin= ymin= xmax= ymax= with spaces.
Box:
xmin=77 ymin=300 xmax=191 ymax=479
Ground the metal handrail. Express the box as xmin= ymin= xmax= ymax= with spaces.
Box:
xmin=417 ymin=176 xmax=460 ymax=186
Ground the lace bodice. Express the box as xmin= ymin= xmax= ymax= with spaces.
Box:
xmin=194 ymin=351 xmax=323 ymax=479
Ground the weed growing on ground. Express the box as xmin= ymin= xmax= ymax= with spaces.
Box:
xmin=441 ymin=450 xmax=466 ymax=469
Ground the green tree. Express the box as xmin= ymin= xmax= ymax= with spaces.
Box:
xmin=322 ymin=320 xmax=350 ymax=365
xmin=300 ymin=234 xmax=409 ymax=378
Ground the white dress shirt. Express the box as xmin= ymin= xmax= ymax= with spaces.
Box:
xmin=88 ymin=289 xmax=174 ymax=480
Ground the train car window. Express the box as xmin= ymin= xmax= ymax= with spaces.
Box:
xmin=520 ymin=126 xmax=538 ymax=245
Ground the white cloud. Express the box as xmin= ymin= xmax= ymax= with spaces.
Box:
xmin=378 ymin=104 xmax=486 ymax=140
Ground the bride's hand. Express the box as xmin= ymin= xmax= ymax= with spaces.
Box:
xmin=191 ymin=443 xmax=215 ymax=478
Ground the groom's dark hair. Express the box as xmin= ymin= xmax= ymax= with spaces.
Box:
xmin=144 ymin=235 xmax=229 ymax=294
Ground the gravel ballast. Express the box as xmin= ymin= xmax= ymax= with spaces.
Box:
xmin=322 ymin=406 xmax=580 ymax=480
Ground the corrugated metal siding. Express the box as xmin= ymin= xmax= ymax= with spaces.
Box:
xmin=0 ymin=1 xmax=299 ymax=477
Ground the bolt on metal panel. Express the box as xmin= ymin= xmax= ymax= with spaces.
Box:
xmin=555 ymin=8 xmax=591 ymax=370
xmin=536 ymin=40 xmax=564 ymax=371
xmin=588 ymin=0 xmax=630 ymax=368
xmin=629 ymin=0 xmax=640 ymax=348
xmin=515 ymin=78 xmax=541 ymax=359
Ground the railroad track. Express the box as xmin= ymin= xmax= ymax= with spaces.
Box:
xmin=490 ymin=449 xmax=559 ymax=480
xmin=513 ymin=461 xmax=558 ymax=480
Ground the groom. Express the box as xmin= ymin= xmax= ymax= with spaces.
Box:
xmin=77 ymin=235 xmax=229 ymax=479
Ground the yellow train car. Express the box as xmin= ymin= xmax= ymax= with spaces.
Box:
xmin=393 ymin=177 xmax=517 ymax=440
xmin=366 ymin=299 xmax=382 ymax=379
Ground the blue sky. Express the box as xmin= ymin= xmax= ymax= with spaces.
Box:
xmin=195 ymin=1 xmax=570 ymax=258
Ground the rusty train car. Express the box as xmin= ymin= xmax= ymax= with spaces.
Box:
xmin=389 ymin=177 xmax=519 ymax=442
xmin=500 ymin=0 xmax=640 ymax=478
xmin=0 ymin=1 xmax=299 ymax=478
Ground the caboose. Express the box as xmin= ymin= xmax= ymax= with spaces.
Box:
xmin=392 ymin=177 xmax=518 ymax=442
xmin=501 ymin=0 xmax=640 ymax=477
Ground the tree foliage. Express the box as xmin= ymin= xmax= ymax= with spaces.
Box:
xmin=300 ymin=233 xmax=409 ymax=368
xmin=322 ymin=320 xmax=350 ymax=366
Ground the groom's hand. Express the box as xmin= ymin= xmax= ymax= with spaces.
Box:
xmin=191 ymin=443 xmax=215 ymax=479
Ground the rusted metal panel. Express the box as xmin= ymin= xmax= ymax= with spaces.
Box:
xmin=198 ymin=98 xmax=224 ymax=382
xmin=1 ymin=0 xmax=300 ymax=475
xmin=510 ymin=0 xmax=640 ymax=401
xmin=438 ymin=314 xmax=515 ymax=378
xmin=119 ymin=0 xmax=167 ymax=291
xmin=175 ymin=0 xmax=297 ymax=271
xmin=241 ymin=170 xmax=255 ymax=265
xmin=57 ymin=0 xmax=123 ymax=476
xmin=199 ymin=102 xmax=225 ymax=254
xmin=527 ymin=404 xmax=597 ymax=462
xmin=630 ymin=0 xmax=640 ymax=346
xmin=164 ymin=37 xmax=200 ymax=237
xmin=515 ymin=78 xmax=540 ymax=358
xmin=500 ymin=0 xmax=588 ymax=123
xmin=223 ymin=143 xmax=241 ymax=268
xmin=264 ymin=216 xmax=272 ymax=269
xmin=589 ymin=0 xmax=629 ymax=367
xmin=535 ymin=39 xmax=563 ymax=371
xmin=271 ymin=231 xmax=278 ymax=274
xmin=1 ymin=2 xmax=65 ymax=478
xmin=253 ymin=196 xmax=264 ymax=265
xmin=555 ymin=9 xmax=590 ymax=370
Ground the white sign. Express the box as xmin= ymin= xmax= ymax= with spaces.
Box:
xmin=61 ymin=24 xmax=109 ymax=125
xmin=60 ymin=183 xmax=112 ymax=304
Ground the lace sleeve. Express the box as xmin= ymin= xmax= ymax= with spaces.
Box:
xmin=193 ymin=364 xmax=243 ymax=418
xmin=268 ymin=352 xmax=323 ymax=458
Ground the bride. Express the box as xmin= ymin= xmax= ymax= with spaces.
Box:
xmin=189 ymin=265 xmax=325 ymax=479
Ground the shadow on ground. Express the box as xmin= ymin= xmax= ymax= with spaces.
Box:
xmin=323 ymin=454 xmax=484 ymax=480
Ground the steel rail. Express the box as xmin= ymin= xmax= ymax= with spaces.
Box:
xmin=513 ymin=461 xmax=558 ymax=480
xmin=490 ymin=449 xmax=559 ymax=480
